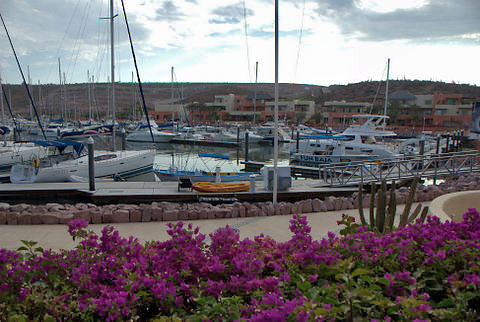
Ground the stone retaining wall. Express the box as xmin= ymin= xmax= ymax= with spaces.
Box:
xmin=1 ymin=175 xmax=478 ymax=225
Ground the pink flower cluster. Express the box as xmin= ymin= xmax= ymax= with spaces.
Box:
xmin=1 ymin=209 xmax=480 ymax=320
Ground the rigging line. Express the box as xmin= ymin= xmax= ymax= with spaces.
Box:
xmin=1 ymin=84 xmax=19 ymax=133
xmin=67 ymin=0 xmax=94 ymax=82
xmin=119 ymin=0 xmax=154 ymax=144
xmin=0 ymin=12 xmax=47 ymax=141
xmin=44 ymin=0 xmax=82 ymax=83
xmin=242 ymin=0 xmax=252 ymax=83
xmin=293 ymin=0 xmax=306 ymax=83
xmin=92 ymin=0 xmax=106 ymax=77
xmin=369 ymin=61 xmax=388 ymax=114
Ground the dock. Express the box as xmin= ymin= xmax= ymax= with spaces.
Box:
xmin=0 ymin=180 xmax=355 ymax=205
xmin=171 ymin=138 xmax=240 ymax=148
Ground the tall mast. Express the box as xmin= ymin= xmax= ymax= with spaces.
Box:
xmin=87 ymin=70 xmax=92 ymax=121
xmin=0 ymin=68 xmax=4 ymax=125
xmin=273 ymin=0 xmax=279 ymax=204
xmin=132 ymin=71 xmax=136 ymax=121
xmin=58 ymin=58 xmax=63 ymax=120
xmin=63 ymin=72 xmax=67 ymax=120
xmin=383 ymin=58 xmax=390 ymax=129
xmin=38 ymin=80 xmax=41 ymax=115
xmin=171 ymin=66 xmax=174 ymax=123
xmin=253 ymin=61 xmax=258 ymax=124
xmin=27 ymin=65 xmax=33 ymax=121
xmin=110 ymin=0 xmax=116 ymax=150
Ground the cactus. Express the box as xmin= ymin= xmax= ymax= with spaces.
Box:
xmin=400 ymin=177 xmax=419 ymax=227
xmin=358 ymin=177 xmax=428 ymax=235
xmin=357 ymin=183 xmax=367 ymax=226
xmin=375 ymin=181 xmax=387 ymax=233
xmin=369 ymin=182 xmax=376 ymax=230
xmin=384 ymin=181 xmax=397 ymax=234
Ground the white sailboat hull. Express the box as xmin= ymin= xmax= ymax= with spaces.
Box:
xmin=10 ymin=149 xmax=155 ymax=183
xmin=126 ymin=129 xmax=175 ymax=143
xmin=0 ymin=143 xmax=47 ymax=172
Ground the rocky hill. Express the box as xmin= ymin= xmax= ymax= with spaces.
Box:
xmin=1 ymin=80 xmax=479 ymax=119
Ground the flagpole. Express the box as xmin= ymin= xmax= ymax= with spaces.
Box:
xmin=273 ymin=0 xmax=279 ymax=204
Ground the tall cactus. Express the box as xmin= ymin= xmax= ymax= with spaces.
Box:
xmin=357 ymin=177 xmax=427 ymax=235
xmin=375 ymin=181 xmax=387 ymax=233
xmin=399 ymin=177 xmax=419 ymax=227
xmin=357 ymin=183 xmax=367 ymax=226
xmin=384 ymin=180 xmax=397 ymax=234
xmin=369 ymin=182 xmax=376 ymax=230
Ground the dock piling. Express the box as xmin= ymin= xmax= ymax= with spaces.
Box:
xmin=245 ymin=132 xmax=249 ymax=162
xmin=87 ymin=136 xmax=95 ymax=191
xmin=121 ymin=128 xmax=126 ymax=151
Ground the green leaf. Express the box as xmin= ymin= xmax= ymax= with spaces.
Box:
xmin=376 ymin=277 xmax=390 ymax=286
xmin=7 ymin=314 xmax=28 ymax=322
xmin=436 ymin=298 xmax=454 ymax=308
xmin=20 ymin=240 xmax=37 ymax=247
xmin=352 ymin=268 xmax=371 ymax=278
xmin=16 ymin=246 xmax=28 ymax=252
xmin=356 ymin=288 xmax=373 ymax=297
xmin=43 ymin=314 xmax=55 ymax=322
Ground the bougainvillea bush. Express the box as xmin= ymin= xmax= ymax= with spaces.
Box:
xmin=1 ymin=209 xmax=480 ymax=321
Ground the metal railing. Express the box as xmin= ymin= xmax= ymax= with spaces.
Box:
xmin=320 ymin=151 xmax=480 ymax=186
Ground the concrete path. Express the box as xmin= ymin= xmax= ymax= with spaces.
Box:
xmin=0 ymin=202 xmax=435 ymax=251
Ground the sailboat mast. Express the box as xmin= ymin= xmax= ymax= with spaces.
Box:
xmin=87 ymin=70 xmax=92 ymax=121
xmin=27 ymin=65 xmax=33 ymax=121
xmin=253 ymin=61 xmax=258 ymax=124
xmin=0 ymin=68 xmax=4 ymax=125
xmin=109 ymin=0 xmax=117 ymax=150
xmin=273 ymin=0 xmax=279 ymax=204
xmin=171 ymin=66 xmax=174 ymax=123
xmin=58 ymin=58 xmax=63 ymax=120
xmin=383 ymin=58 xmax=390 ymax=129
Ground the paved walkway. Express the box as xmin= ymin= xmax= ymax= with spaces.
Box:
xmin=0 ymin=202 xmax=435 ymax=251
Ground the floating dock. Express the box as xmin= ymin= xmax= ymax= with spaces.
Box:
xmin=171 ymin=138 xmax=240 ymax=148
xmin=0 ymin=180 xmax=355 ymax=205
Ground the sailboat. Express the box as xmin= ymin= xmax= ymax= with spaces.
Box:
xmin=2 ymin=2 xmax=155 ymax=183
xmin=10 ymin=141 xmax=154 ymax=183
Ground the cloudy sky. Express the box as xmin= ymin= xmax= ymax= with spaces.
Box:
xmin=0 ymin=0 xmax=479 ymax=87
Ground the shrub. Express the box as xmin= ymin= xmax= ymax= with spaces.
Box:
xmin=1 ymin=210 xmax=480 ymax=320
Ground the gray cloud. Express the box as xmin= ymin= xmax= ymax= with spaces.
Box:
xmin=155 ymin=1 xmax=185 ymax=21
xmin=209 ymin=3 xmax=254 ymax=25
xmin=312 ymin=0 xmax=480 ymax=43
xmin=1 ymin=0 xmax=150 ymax=50
xmin=208 ymin=29 xmax=241 ymax=38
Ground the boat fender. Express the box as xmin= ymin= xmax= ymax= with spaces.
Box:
xmin=32 ymin=157 xmax=40 ymax=168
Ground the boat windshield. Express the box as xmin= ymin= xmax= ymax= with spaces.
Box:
xmin=361 ymin=136 xmax=376 ymax=144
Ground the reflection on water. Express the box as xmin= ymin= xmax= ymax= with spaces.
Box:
xmin=126 ymin=141 xmax=291 ymax=182
xmin=23 ymin=134 xmax=291 ymax=182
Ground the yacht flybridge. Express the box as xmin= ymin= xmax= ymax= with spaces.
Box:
xmin=290 ymin=114 xmax=402 ymax=165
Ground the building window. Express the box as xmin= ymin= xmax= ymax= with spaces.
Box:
xmin=425 ymin=100 xmax=432 ymax=105
xmin=447 ymin=99 xmax=456 ymax=105
xmin=435 ymin=110 xmax=445 ymax=116
xmin=236 ymin=100 xmax=241 ymax=103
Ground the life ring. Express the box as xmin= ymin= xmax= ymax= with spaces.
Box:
xmin=32 ymin=157 xmax=40 ymax=168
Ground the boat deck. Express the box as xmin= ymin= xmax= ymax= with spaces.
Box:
xmin=0 ymin=179 xmax=356 ymax=204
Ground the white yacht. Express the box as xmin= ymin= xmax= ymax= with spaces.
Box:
xmin=10 ymin=142 xmax=155 ymax=183
xmin=291 ymin=115 xmax=401 ymax=165
xmin=126 ymin=123 xmax=176 ymax=143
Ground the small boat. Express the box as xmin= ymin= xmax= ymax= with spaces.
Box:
xmin=153 ymin=153 xmax=263 ymax=182
xmin=192 ymin=181 xmax=250 ymax=193
xmin=154 ymin=168 xmax=263 ymax=182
